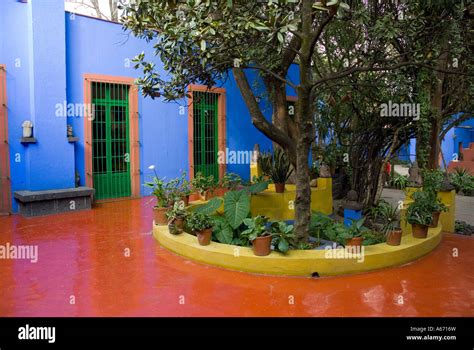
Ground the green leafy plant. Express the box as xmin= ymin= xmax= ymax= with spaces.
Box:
xmin=270 ymin=221 xmax=295 ymax=253
xmin=257 ymin=151 xmax=273 ymax=177
xmin=144 ymin=167 xmax=175 ymax=207
xmin=192 ymin=197 xmax=223 ymax=215
xmin=322 ymin=222 xmax=351 ymax=246
xmin=370 ymin=200 xmax=401 ymax=235
xmin=166 ymin=201 xmax=188 ymax=221
xmin=406 ymin=192 xmax=434 ymax=226
xmin=347 ymin=217 xmax=367 ymax=238
xmin=450 ymin=168 xmax=474 ymax=194
xmin=240 ymin=216 xmax=270 ymax=242
xmin=219 ymin=173 xmax=242 ymax=190
xmin=309 ymin=211 xmax=334 ymax=243
xmin=422 ymin=169 xmax=444 ymax=193
xmin=268 ymin=148 xmax=293 ymax=184
xmin=245 ymin=180 xmax=269 ymax=194
xmin=224 ymin=190 xmax=251 ymax=229
xmin=185 ymin=212 xmax=213 ymax=233
xmin=178 ymin=171 xmax=192 ymax=197
xmin=389 ymin=173 xmax=408 ymax=189
xmin=362 ymin=231 xmax=386 ymax=245
xmin=191 ymin=172 xmax=217 ymax=196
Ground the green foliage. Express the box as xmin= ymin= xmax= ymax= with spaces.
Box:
xmin=370 ymin=200 xmax=400 ymax=235
xmin=210 ymin=214 xmax=235 ymax=244
xmin=240 ymin=215 xmax=269 ymax=242
xmin=406 ymin=191 xmax=434 ymax=226
xmin=422 ymin=169 xmax=444 ymax=193
xmin=191 ymin=172 xmax=217 ymax=195
xmin=362 ymin=231 xmax=386 ymax=245
xmin=389 ymin=173 xmax=409 ymax=190
xmin=144 ymin=168 xmax=184 ymax=207
xmin=219 ymin=173 xmax=242 ymax=190
xmin=268 ymin=148 xmax=293 ymax=184
xmin=179 ymin=171 xmax=192 ymax=196
xmin=347 ymin=217 xmax=367 ymax=238
xmin=166 ymin=201 xmax=188 ymax=221
xmin=192 ymin=197 xmax=223 ymax=215
xmin=270 ymin=221 xmax=295 ymax=253
xmin=258 ymin=151 xmax=273 ymax=177
xmin=450 ymin=168 xmax=474 ymax=194
xmin=223 ymin=190 xmax=251 ymax=229
xmin=245 ymin=180 xmax=269 ymax=194
xmin=185 ymin=212 xmax=213 ymax=232
xmin=309 ymin=211 xmax=334 ymax=243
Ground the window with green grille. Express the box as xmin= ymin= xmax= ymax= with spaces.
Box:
xmin=91 ymin=82 xmax=131 ymax=200
xmin=193 ymin=91 xmax=219 ymax=179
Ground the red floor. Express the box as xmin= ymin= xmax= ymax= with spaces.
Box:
xmin=0 ymin=198 xmax=473 ymax=317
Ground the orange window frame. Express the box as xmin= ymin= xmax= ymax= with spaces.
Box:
xmin=187 ymin=84 xmax=226 ymax=180
xmin=83 ymin=74 xmax=140 ymax=198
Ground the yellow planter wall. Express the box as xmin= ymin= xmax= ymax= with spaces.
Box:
xmin=154 ymin=224 xmax=443 ymax=277
xmin=251 ymin=179 xmax=333 ymax=220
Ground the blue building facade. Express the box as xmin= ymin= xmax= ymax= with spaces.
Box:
xmin=0 ymin=0 xmax=297 ymax=213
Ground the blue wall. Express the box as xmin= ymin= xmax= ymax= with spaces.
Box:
xmin=66 ymin=13 xmax=298 ymax=194
xmin=0 ymin=0 xmax=303 ymax=212
xmin=1 ymin=0 xmax=75 ymax=212
xmin=65 ymin=13 xmax=189 ymax=194
xmin=441 ymin=114 xmax=474 ymax=167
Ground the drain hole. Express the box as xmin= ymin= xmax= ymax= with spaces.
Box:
xmin=311 ymin=272 xmax=320 ymax=278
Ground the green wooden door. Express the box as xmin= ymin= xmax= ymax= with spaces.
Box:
xmin=92 ymin=83 xmax=131 ymax=200
xmin=193 ymin=91 xmax=219 ymax=178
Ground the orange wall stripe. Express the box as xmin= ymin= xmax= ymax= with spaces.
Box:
xmin=0 ymin=64 xmax=11 ymax=214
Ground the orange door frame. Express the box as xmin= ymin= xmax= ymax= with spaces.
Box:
xmin=83 ymin=74 xmax=140 ymax=198
xmin=187 ymin=84 xmax=226 ymax=180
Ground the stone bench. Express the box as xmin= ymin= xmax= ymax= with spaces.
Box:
xmin=14 ymin=187 xmax=95 ymax=217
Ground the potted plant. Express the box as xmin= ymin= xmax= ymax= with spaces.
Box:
xmin=241 ymin=216 xmax=272 ymax=256
xmin=378 ymin=203 xmax=402 ymax=246
xmin=269 ymin=148 xmax=293 ymax=193
xmin=144 ymin=166 xmax=172 ymax=225
xmin=257 ymin=151 xmax=273 ymax=181
xmin=430 ymin=197 xmax=448 ymax=228
xmin=185 ymin=212 xmax=213 ymax=245
xmin=219 ymin=172 xmax=242 ymax=191
xmin=270 ymin=221 xmax=295 ymax=253
xmin=191 ymin=172 xmax=217 ymax=201
xmin=166 ymin=202 xmax=188 ymax=234
xmin=346 ymin=217 xmax=366 ymax=247
xmin=406 ymin=193 xmax=433 ymax=239
xmin=178 ymin=171 xmax=192 ymax=206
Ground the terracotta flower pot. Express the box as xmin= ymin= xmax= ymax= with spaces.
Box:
xmin=168 ymin=223 xmax=181 ymax=235
xmin=412 ymin=223 xmax=428 ymax=239
xmin=252 ymin=234 xmax=272 ymax=256
xmin=153 ymin=206 xmax=169 ymax=225
xmin=173 ymin=217 xmax=185 ymax=231
xmin=386 ymin=230 xmax=402 ymax=246
xmin=430 ymin=212 xmax=440 ymax=228
xmin=198 ymin=191 xmax=209 ymax=201
xmin=181 ymin=195 xmax=190 ymax=207
xmin=346 ymin=237 xmax=363 ymax=247
xmin=196 ymin=228 xmax=212 ymax=246
xmin=274 ymin=183 xmax=285 ymax=193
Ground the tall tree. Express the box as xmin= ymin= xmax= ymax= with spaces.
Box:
xmin=121 ymin=0 xmax=463 ymax=240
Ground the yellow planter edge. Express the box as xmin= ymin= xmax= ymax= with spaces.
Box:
xmin=153 ymin=223 xmax=442 ymax=277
